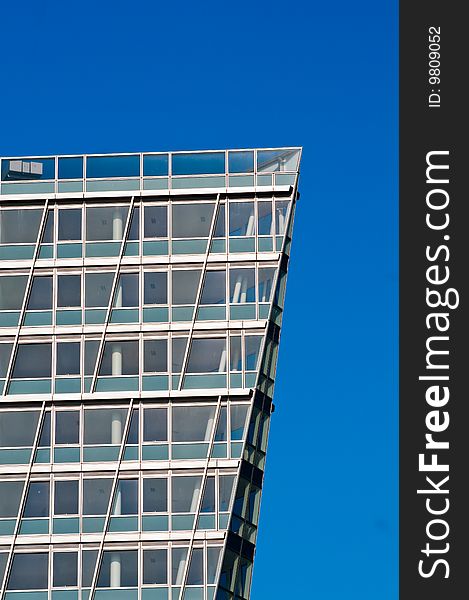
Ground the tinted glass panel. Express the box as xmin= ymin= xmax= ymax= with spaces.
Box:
xmin=143 ymin=154 xmax=169 ymax=176
xmin=57 ymin=275 xmax=81 ymax=307
xmin=0 ymin=275 xmax=27 ymax=310
xmin=98 ymin=551 xmax=138 ymax=587
xmin=143 ymin=408 xmax=167 ymax=442
xmin=143 ymin=549 xmax=167 ymax=584
xmin=42 ymin=210 xmax=54 ymax=243
xmin=172 ymin=406 xmax=216 ymax=441
xmin=0 ymin=411 xmax=39 ymax=447
xmin=100 ymin=340 xmax=139 ymax=376
xmin=229 ymin=202 xmax=255 ymax=236
xmin=187 ymin=338 xmax=226 ymax=373
xmin=200 ymin=271 xmax=226 ymax=304
xmin=172 ymin=476 xmax=202 ymax=512
xmin=54 ymin=480 xmax=79 ymax=515
xmin=86 ymin=155 xmax=140 ymax=178
xmin=58 ymin=208 xmax=82 ymax=241
xmin=172 ymin=152 xmax=225 ymax=175
xmin=84 ymin=408 xmax=127 ymax=444
xmin=83 ymin=479 xmax=113 ymax=515
xmin=144 ymin=206 xmax=167 ymax=238
xmin=0 ymin=481 xmax=23 ymax=517
xmin=85 ymin=272 xmax=113 ymax=307
xmin=8 ymin=553 xmax=48 ymax=590
xmin=58 ymin=157 xmax=83 ymax=179
xmin=257 ymin=148 xmax=300 ymax=172
xmin=172 ymin=203 xmax=214 ymax=238
xmin=228 ymin=151 xmax=254 ymax=173
xmin=13 ymin=344 xmax=52 ymax=378
xmin=143 ymin=479 xmax=167 ymax=512
xmin=114 ymin=273 xmax=139 ymax=307
xmin=0 ymin=344 xmax=12 ymax=378
xmin=86 ymin=206 xmax=129 ymax=241
xmin=144 ymin=340 xmax=168 ymax=372
xmin=27 ymin=276 xmax=52 ymax=310
xmin=2 ymin=157 xmax=54 ymax=181
xmin=172 ymin=270 xmax=201 ymax=304
xmin=0 ymin=209 xmax=42 ymax=244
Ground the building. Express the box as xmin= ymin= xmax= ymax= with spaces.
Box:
xmin=0 ymin=147 xmax=301 ymax=600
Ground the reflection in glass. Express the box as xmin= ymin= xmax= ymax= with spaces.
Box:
xmin=55 ymin=411 xmax=79 ymax=444
xmin=85 ymin=272 xmax=113 ymax=307
xmin=230 ymin=269 xmax=255 ymax=303
xmin=172 ymin=270 xmax=201 ymax=304
xmin=0 ymin=411 xmax=39 ymax=447
xmin=112 ymin=479 xmax=138 ymax=515
xmin=27 ymin=276 xmax=52 ymax=310
xmin=143 ymin=479 xmax=167 ymax=512
xmin=258 ymin=201 xmax=273 ymax=235
xmin=187 ymin=548 xmax=204 ymax=585
xmin=200 ymin=271 xmax=226 ymax=305
xmin=172 ymin=203 xmax=215 ymax=238
xmin=1 ymin=157 xmax=54 ymax=181
xmin=86 ymin=155 xmax=139 ymax=179
xmin=0 ymin=209 xmax=42 ymax=244
xmin=84 ymin=408 xmax=127 ymax=445
xmin=42 ymin=210 xmax=54 ymax=243
xmin=172 ymin=476 xmax=202 ymax=512
xmin=257 ymin=148 xmax=300 ymax=172
xmin=98 ymin=550 xmax=138 ymax=588
xmin=172 ymin=547 xmax=188 ymax=585
xmin=113 ymin=273 xmax=139 ymax=307
xmin=258 ymin=267 xmax=276 ymax=302
xmin=230 ymin=337 xmax=242 ymax=372
xmin=245 ymin=336 xmax=263 ymax=370
xmin=143 ymin=549 xmax=167 ymax=585
xmin=187 ymin=338 xmax=226 ymax=373
xmin=275 ymin=200 xmax=290 ymax=235
xmin=172 ymin=152 xmax=225 ymax=175
xmin=0 ymin=481 xmax=23 ymax=517
xmin=143 ymin=154 xmax=169 ymax=176
xmin=100 ymin=340 xmax=139 ymax=376
xmin=13 ymin=344 xmax=52 ymax=378
xmin=144 ymin=340 xmax=168 ymax=373
xmin=56 ymin=342 xmax=80 ymax=375
xmin=0 ymin=344 xmax=12 ymax=378
xmin=143 ymin=408 xmax=167 ymax=442
xmin=58 ymin=208 xmax=82 ymax=241
xmin=24 ymin=481 xmax=49 ymax=517
xmin=172 ymin=337 xmax=188 ymax=373
xmin=83 ymin=479 xmax=113 ymax=515
xmin=229 ymin=202 xmax=255 ymax=237
xmin=228 ymin=151 xmax=254 ymax=173
xmin=86 ymin=206 xmax=129 ymax=241
xmin=172 ymin=406 xmax=216 ymax=442
xmin=58 ymin=157 xmax=83 ymax=180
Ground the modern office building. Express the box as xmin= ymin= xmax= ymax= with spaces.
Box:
xmin=0 ymin=147 xmax=300 ymax=600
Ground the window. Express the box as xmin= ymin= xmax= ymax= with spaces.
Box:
xmin=27 ymin=276 xmax=52 ymax=310
xmin=220 ymin=475 xmax=236 ymax=511
xmin=85 ymin=272 xmax=113 ymax=307
xmin=172 ymin=476 xmax=202 ymax=512
xmin=86 ymin=155 xmax=139 ymax=179
xmin=54 ymin=480 xmax=78 ymax=515
xmin=207 ymin=547 xmax=222 ymax=584
xmin=143 ymin=408 xmax=167 ymax=442
xmin=258 ymin=201 xmax=273 ymax=235
xmin=112 ymin=479 xmax=138 ymax=515
xmin=128 ymin=206 xmax=140 ymax=240
xmin=143 ymin=549 xmax=167 ymax=585
xmin=53 ymin=552 xmax=78 ymax=587
xmin=42 ymin=210 xmax=54 ymax=243
xmin=56 ymin=342 xmax=80 ymax=376
xmin=229 ymin=202 xmax=255 ymax=236
xmin=86 ymin=206 xmax=129 ymax=241
xmin=172 ymin=270 xmax=201 ymax=304
xmin=57 ymin=275 xmax=81 ymax=307
xmin=97 ymin=551 xmax=138 ymax=588
xmin=83 ymin=479 xmax=113 ymax=515
xmin=84 ymin=408 xmax=128 ymax=445
xmin=113 ymin=273 xmax=139 ymax=307
xmin=275 ymin=200 xmax=290 ymax=235
xmin=201 ymin=477 xmax=215 ymax=513
xmin=7 ymin=553 xmax=48 ymax=590
xmin=12 ymin=344 xmax=52 ymax=378
xmin=0 ymin=481 xmax=24 ymax=517
xmin=0 ymin=411 xmax=39 ymax=447
xmin=187 ymin=338 xmax=226 ymax=373
xmin=230 ymin=269 xmax=255 ymax=303
xmin=58 ymin=157 xmax=83 ymax=180
xmin=245 ymin=336 xmax=262 ymax=370
xmin=144 ymin=272 xmax=167 ymax=304
xmin=0 ymin=209 xmax=42 ymax=244
xmin=144 ymin=205 xmax=167 ymax=238
xmin=187 ymin=548 xmax=204 ymax=585
xmin=257 ymin=148 xmax=300 ymax=172
xmin=172 ymin=152 xmax=225 ymax=175
xmin=144 ymin=340 xmax=168 ymax=373
xmin=58 ymin=208 xmax=82 ymax=241
xmin=172 ymin=406 xmax=216 ymax=441
xmin=258 ymin=268 xmax=276 ymax=302
xmin=172 ymin=337 xmax=188 ymax=373
xmin=0 ymin=276 xmax=27 ymax=310
xmin=24 ymin=481 xmax=49 ymax=517
xmin=172 ymin=203 xmax=215 ymax=238
xmin=200 ymin=271 xmax=226 ymax=305
xmin=228 ymin=151 xmax=254 ymax=173
xmin=143 ymin=478 xmax=167 ymax=513
xmin=231 ymin=405 xmax=249 ymax=441
xmin=55 ymin=411 xmax=79 ymax=445
xmin=143 ymin=154 xmax=169 ymax=176
xmin=230 ymin=337 xmax=242 ymax=372
xmin=100 ymin=340 xmax=139 ymax=376
xmin=84 ymin=340 xmax=100 ymax=375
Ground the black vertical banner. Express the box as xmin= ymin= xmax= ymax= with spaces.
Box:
xmin=400 ymin=2 xmax=468 ymax=599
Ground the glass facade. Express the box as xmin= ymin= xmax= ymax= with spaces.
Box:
xmin=0 ymin=147 xmax=300 ymax=600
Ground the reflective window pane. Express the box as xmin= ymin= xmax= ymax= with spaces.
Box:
xmin=0 ymin=275 xmax=27 ymax=310
xmin=53 ymin=552 xmax=78 ymax=587
xmin=172 ymin=203 xmax=215 ymax=238
xmin=113 ymin=273 xmax=139 ymax=307
xmin=58 ymin=157 xmax=83 ymax=180
xmin=220 ymin=475 xmax=236 ymax=511
xmin=172 ymin=152 xmax=225 ymax=175
xmin=200 ymin=271 xmax=226 ymax=305
xmin=172 ymin=270 xmax=201 ymax=304
xmin=24 ymin=481 xmax=49 ymax=517
xmin=0 ymin=411 xmax=39 ymax=447
xmin=58 ymin=208 xmax=82 ymax=241
xmin=98 ymin=551 xmax=138 ymax=587
xmin=201 ymin=477 xmax=215 ymax=513
xmin=8 ymin=553 xmax=48 ymax=590
xmin=144 ymin=272 xmax=167 ymax=304
xmin=228 ymin=151 xmax=254 ymax=173
xmin=39 ymin=413 xmax=51 ymax=447
xmin=143 ymin=549 xmax=167 ymax=585
xmin=257 ymin=148 xmax=300 ymax=172
xmin=143 ymin=408 xmax=167 ymax=442
xmin=86 ymin=206 xmax=129 ymax=241
xmin=258 ymin=268 xmax=276 ymax=302
xmin=172 ymin=476 xmax=202 ymax=512
xmin=144 ymin=206 xmax=167 ymax=238
xmin=230 ymin=337 xmax=242 ymax=372
xmin=172 ymin=406 xmax=216 ymax=442
xmin=84 ymin=340 xmax=99 ymax=375
xmin=229 ymin=202 xmax=255 ymax=236
xmin=187 ymin=338 xmax=226 ymax=373
xmin=275 ymin=200 xmax=290 ymax=235
xmin=84 ymin=408 xmax=127 ymax=445
xmin=207 ymin=547 xmax=222 ymax=584
xmin=27 ymin=276 xmax=52 ymax=310
xmin=258 ymin=201 xmax=273 ymax=235
xmin=56 ymin=342 xmax=80 ymax=376
xmin=100 ymin=341 xmax=139 ymax=376
xmin=187 ymin=548 xmax=204 ymax=585
xmin=172 ymin=337 xmax=188 ymax=373
xmin=13 ymin=344 xmax=52 ymax=378
xmin=112 ymin=479 xmax=138 ymax=515
xmin=54 ymin=480 xmax=79 ymax=515
xmin=144 ymin=340 xmax=168 ymax=373
xmin=2 ymin=157 xmax=54 ymax=181
xmin=86 ymin=155 xmax=140 ymax=178
xmin=55 ymin=411 xmax=79 ymax=445
xmin=0 ymin=481 xmax=24 ymax=517
xmin=57 ymin=275 xmax=81 ymax=307
xmin=172 ymin=548 xmax=188 ymax=585
xmin=143 ymin=478 xmax=167 ymax=512
xmin=230 ymin=269 xmax=255 ymax=303
xmin=85 ymin=272 xmax=113 ymax=307
xmin=42 ymin=209 xmax=54 ymax=243
xmin=83 ymin=479 xmax=113 ymax=515
xmin=128 ymin=206 xmax=139 ymax=240
xmin=143 ymin=154 xmax=169 ymax=176
xmin=231 ymin=405 xmax=249 ymax=440
xmin=245 ymin=336 xmax=262 ymax=370
xmin=0 ymin=209 xmax=42 ymax=244
xmin=0 ymin=344 xmax=12 ymax=378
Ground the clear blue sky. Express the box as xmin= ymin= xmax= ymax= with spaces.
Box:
xmin=0 ymin=1 xmax=398 ymax=598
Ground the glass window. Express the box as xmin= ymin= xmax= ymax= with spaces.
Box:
xmin=187 ymin=548 xmax=204 ymax=585
xmin=55 ymin=411 xmax=79 ymax=445
xmin=200 ymin=271 xmax=226 ymax=305
xmin=207 ymin=547 xmax=222 ymax=584
xmin=84 ymin=340 xmax=100 ymax=375
xmin=42 ymin=210 xmax=54 ymax=243
xmin=7 ymin=553 xmax=48 ymax=590
xmin=201 ymin=477 xmax=215 ymax=513
xmin=245 ymin=336 xmax=262 ymax=370
xmin=187 ymin=338 xmax=226 ymax=373
xmin=144 ymin=272 xmax=167 ymax=304
xmin=0 ymin=481 xmax=24 ymax=517
xmin=112 ymin=479 xmax=138 ymax=515
xmin=144 ymin=340 xmax=168 ymax=373
xmin=127 ymin=408 xmax=139 ymax=445
xmin=85 ymin=272 xmax=113 ymax=307
xmin=172 ymin=548 xmax=188 ymax=585
xmin=84 ymin=408 xmax=128 ymax=445
xmin=172 ymin=270 xmax=201 ymax=304
xmin=2 ymin=157 xmax=54 ymax=181
xmin=86 ymin=155 xmax=140 ymax=179
xmin=0 ymin=411 xmax=39 ymax=447
xmin=230 ymin=405 xmax=249 ymax=441
xmin=228 ymin=151 xmax=254 ymax=173
xmin=58 ymin=157 xmax=83 ymax=180
xmin=172 ymin=152 xmax=225 ymax=175
xmin=13 ymin=344 xmax=52 ymax=378
xmin=0 ymin=276 xmax=27 ymax=310
xmin=98 ymin=551 xmax=138 ymax=588
xmin=39 ymin=412 xmax=51 ymax=447
xmin=172 ymin=337 xmax=188 ymax=373
xmin=219 ymin=475 xmax=236 ymax=511
xmin=82 ymin=550 xmax=98 ymax=587
xmin=58 ymin=208 xmax=82 ymax=241
xmin=215 ymin=406 xmax=227 ymax=441
xmin=100 ymin=340 xmax=139 ymax=376
xmin=257 ymin=148 xmax=300 ymax=172
xmin=172 ymin=476 xmax=202 ymax=513
xmin=258 ymin=201 xmax=273 ymax=235
xmin=229 ymin=202 xmax=255 ymax=236
xmin=275 ymin=200 xmax=290 ymax=235
xmin=24 ymin=481 xmax=49 ymax=517
xmin=83 ymin=479 xmax=113 ymax=515
xmin=230 ymin=269 xmax=255 ymax=303
xmin=128 ymin=206 xmax=139 ymax=240
xmin=214 ymin=204 xmax=225 ymax=237
xmin=230 ymin=337 xmax=242 ymax=372
xmin=143 ymin=479 xmax=167 ymax=512
xmin=172 ymin=406 xmax=216 ymax=442
xmin=144 ymin=205 xmax=167 ymax=238
xmin=143 ymin=154 xmax=169 ymax=176
xmin=172 ymin=203 xmax=215 ymax=238
xmin=0 ymin=209 xmax=42 ymax=244
xmin=143 ymin=408 xmax=167 ymax=442
xmin=143 ymin=549 xmax=167 ymax=585
xmin=54 ymin=480 xmax=78 ymax=515
xmin=86 ymin=206 xmax=129 ymax=241
xmin=56 ymin=342 xmax=80 ymax=376
xmin=57 ymin=274 xmax=81 ymax=307
xmin=53 ymin=552 xmax=78 ymax=587
xmin=27 ymin=276 xmax=52 ymax=310
xmin=113 ymin=273 xmax=139 ymax=307
xmin=258 ymin=268 xmax=276 ymax=302
xmin=0 ymin=344 xmax=12 ymax=378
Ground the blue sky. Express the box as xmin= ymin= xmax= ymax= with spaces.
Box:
xmin=0 ymin=1 xmax=398 ymax=598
